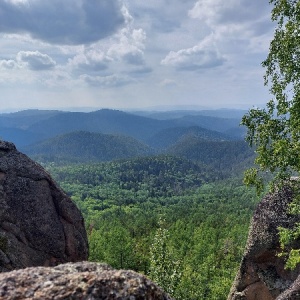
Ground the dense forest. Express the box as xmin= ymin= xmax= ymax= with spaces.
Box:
xmin=43 ymin=155 xmax=258 ymax=299
xmin=1 ymin=108 xmax=258 ymax=299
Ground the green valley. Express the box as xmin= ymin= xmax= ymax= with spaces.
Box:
xmin=1 ymin=108 xmax=257 ymax=299
xmin=43 ymin=154 xmax=258 ymax=299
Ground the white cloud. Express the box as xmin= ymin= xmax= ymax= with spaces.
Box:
xmin=189 ymin=0 xmax=272 ymax=39
xmin=16 ymin=51 xmax=56 ymax=70
xmin=67 ymin=26 xmax=147 ymax=79
xmin=0 ymin=0 xmax=125 ymax=45
xmin=0 ymin=0 xmax=275 ymax=111
xmin=0 ymin=51 xmax=56 ymax=72
xmin=68 ymin=49 xmax=110 ymax=73
xmin=107 ymin=28 xmax=146 ymax=65
xmin=81 ymin=74 xmax=134 ymax=87
xmin=161 ymin=36 xmax=225 ymax=70
xmin=0 ymin=59 xmax=17 ymax=69
xmin=66 ymin=5 xmax=147 ymax=76
xmin=6 ymin=0 xmax=28 ymax=5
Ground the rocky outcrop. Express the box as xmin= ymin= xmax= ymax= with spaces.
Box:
xmin=0 ymin=141 xmax=171 ymax=299
xmin=276 ymin=274 xmax=300 ymax=300
xmin=0 ymin=261 xmax=172 ymax=299
xmin=0 ymin=141 xmax=88 ymax=271
xmin=228 ymin=186 xmax=300 ymax=300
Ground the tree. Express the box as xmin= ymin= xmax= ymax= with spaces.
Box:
xmin=88 ymin=224 xmax=135 ymax=270
xmin=149 ymin=219 xmax=181 ymax=297
xmin=242 ymin=0 xmax=300 ymax=267
xmin=242 ymin=0 xmax=300 ymax=187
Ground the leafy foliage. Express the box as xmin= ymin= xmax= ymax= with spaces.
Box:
xmin=278 ymin=226 xmax=300 ymax=269
xmin=242 ymin=0 xmax=300 ymax=187
xmin=149 ymin=219 xmax=182 ymax=296
xmin=242 ymin=0 xmax=300 ymax=268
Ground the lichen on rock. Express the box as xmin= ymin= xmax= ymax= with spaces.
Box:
xmin=0 ymin=261 xmax=173 ymax=299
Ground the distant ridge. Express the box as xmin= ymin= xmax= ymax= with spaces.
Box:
xmin=0 ymin=109 xmax=63 ymax=128
xmin=24 ymin=109 xmax=180 ymax=143
xmin=0 ymin=109 xmax=246 ymax=159
xmin=131 ymin=108 xmax=247 ymax=120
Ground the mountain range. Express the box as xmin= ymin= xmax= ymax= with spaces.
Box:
xmin=0 ymin=108 xmax=253 ymax=169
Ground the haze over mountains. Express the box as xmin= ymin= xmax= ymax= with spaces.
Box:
xmin=0 ymin=108 xmax=252 ymax=169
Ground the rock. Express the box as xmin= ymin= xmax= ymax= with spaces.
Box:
xmin=228 ymin=186 xmax=300 ymax=300
xmin=276 ymin=274 xmax=300 ymax=300
xmin=0 ymin=261 xmax=173 ymax=299
xmin=0 ymin=141 xmax=88 ymax=271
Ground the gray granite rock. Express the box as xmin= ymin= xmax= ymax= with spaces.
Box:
xmin=228 ymin=186 xmax=300 ymax=300
xmin=0 ymin=261 xmax=173 ymax=299
xmin=0 ymin=141 xmax=88 ymax=271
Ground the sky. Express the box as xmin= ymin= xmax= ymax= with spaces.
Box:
xmin=0 ymin=0 xmax=275 ymax=112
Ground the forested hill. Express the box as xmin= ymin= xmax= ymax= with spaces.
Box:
xmin=23 ymin=131 xmax=153 ymax=163
xmin=22 ymin=132 xmax=254 ymax=173
xmin=132 ymin=109 xmax=246 ymax=139
xmin=0 ymin=108 xmax=253 ymax=171
xmin=168 ymin=137 xmax=254 ymax=171
xmin=146 ymin=126 xmax=231 ymax=150
xmin=0 ymin=108 xmax=244 ymax=148
xmin=49 ymin=155 xmax=220 ymax=199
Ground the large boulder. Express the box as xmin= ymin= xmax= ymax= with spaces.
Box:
xmin=228 ymin=186 xmax=300 ymax=300
xmin=0 ymin=261 xmax=172 ymax=299
xmin=0 ymin=141 xmax=88 ymax=271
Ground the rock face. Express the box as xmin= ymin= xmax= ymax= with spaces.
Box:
xmin=228 ymin=186 xmax=300 ymax=300
xmin=0 ymin=141 xmax=88 ymax=271
xmin=0 ymin=261 xmax=172 ymax=299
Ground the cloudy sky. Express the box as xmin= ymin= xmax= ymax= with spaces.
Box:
xmin=0 ymin=0 xmax=274 ymax=112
